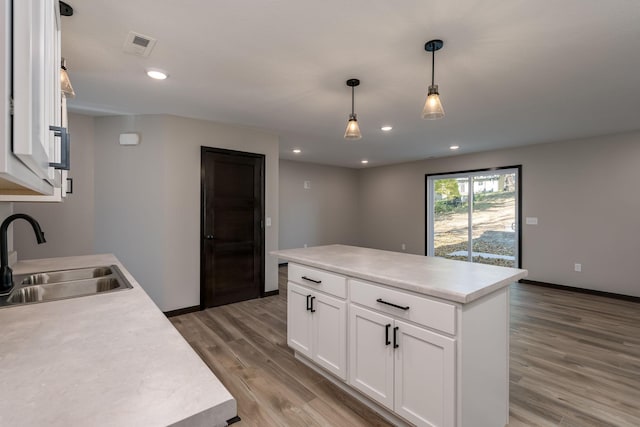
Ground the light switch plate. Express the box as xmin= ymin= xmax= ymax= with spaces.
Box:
xmin=304 ymin=180 xmax=311 ymax=190
xmin=265 ymin=217 xmax=272 ymax=227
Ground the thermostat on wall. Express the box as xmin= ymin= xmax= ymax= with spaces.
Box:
xmin=119 ymin=132 xmax=140 ymax=145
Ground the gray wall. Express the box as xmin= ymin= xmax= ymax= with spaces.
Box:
xmin=93 ymin=115 xmax=166 ymax=307
xmin=0 ymin=202 xmax=12 ymax=256
xmin=279 ymin=159 xmax=360 ymax=250
xmin=93 ymin=114 xmax=280 ymax=312
xmin=7 ymin=114 xmax=640 ymax=300
xmin=358 ymin=131 xmax=640 ymax=297
xmin=13 ymin=113 xmax=95 ymax=258
xmin=8 ymin=113 xmax=278 ymax=312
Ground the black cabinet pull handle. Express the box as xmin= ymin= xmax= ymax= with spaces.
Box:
xmin=302 ymin=276 xmax=322 ymax=284
xmin=204 ymin=235 xmax=215 ymax=240
xmin=310 ymin=296 xmax=316 ymax=313
xmin=385 ymin=324 xmax=391 ymax=346
xmin=376 ymin=298 xmax=410 ymax=311
xmin=393 ymin=326 xmax=399 ymax=349
xmin=48 ymin=126 xmax=70 ymax=170
xmin=306 ymin=294 xmax=312 ymax=311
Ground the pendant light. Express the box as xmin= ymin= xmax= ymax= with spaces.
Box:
xmin=60 ymin=58 xmax=75 ymax=98
xmin=422 ymin=39 xmax=444 ymax=120
xmin=344 ymin=78 xmax=362 ymax=140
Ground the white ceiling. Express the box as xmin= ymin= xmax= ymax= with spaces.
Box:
xmin=62 ymin=0 xmax=640 ymax=168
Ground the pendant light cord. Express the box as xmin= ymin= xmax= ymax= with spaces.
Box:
xmin=351 ymin=85 xmax=355 ymax=115
xmin=431 ymin=48 xmax=435 ymax=86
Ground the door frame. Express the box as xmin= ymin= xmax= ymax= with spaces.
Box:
xmin=425 ymin=165 xmax=522 ymax=268
xmin=199 ymin=146 xmax=266 ymax=310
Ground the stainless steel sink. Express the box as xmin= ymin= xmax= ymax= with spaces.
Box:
xmin=20 ymin=266 xmax=113 ymax=285
xmin=0 ymin=265 xmax=132 ymax=307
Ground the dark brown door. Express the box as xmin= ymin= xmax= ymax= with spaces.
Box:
xmin=201 ymin=147 xmax=265 ymax=308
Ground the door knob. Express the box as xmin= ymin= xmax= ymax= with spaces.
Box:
xmin=204 ymin=235 xmax=215 ymax=240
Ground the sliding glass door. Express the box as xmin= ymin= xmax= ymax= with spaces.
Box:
xmin=427 ymin=167 xmax=520 ymax=268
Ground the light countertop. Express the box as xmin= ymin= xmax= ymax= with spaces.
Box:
xmin=273 ymin=245 xmax=528 ymax=303
xmin=0 ymin=254 xmax=236 ymax=427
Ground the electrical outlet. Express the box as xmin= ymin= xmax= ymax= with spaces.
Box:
xmin=401 ymin=243 xmax=406 ymax=251
xmin=574 ymin=263 xmax=582 ymax=272
xmin=303 ymin=244 xmax=307 ymax=248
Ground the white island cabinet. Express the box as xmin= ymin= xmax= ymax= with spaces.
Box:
xmin=273 ymin=245 xmax=528 ymax=427
xmin=288 ymin=262 xmax=348 ymax=380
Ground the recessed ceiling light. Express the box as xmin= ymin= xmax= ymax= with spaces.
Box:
xmin=361 ymin=159 xmax=369 ymax=164
xmin=449 ymin=145 xmax=459 ymax=150
xmin=146 ymin=69 xmax=168 ymax=80
xmin=292 ymin=149 xmax=301 ymax=154
xmin=381 ymin=126 xmax=393 ymax=132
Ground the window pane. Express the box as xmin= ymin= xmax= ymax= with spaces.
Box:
xmin=433 ymin=177 xmax=469 ymax=261
xmin=471 ymin=173 xmax=517 ymax=267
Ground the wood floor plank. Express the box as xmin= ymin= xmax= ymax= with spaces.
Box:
xmin=307 ymin=378 xmax=392 ymax=426
xmin=509 ymin=282 xmax=640 ymax=426
xmin=171 ymin=267 xmax=640 ymax=426
xmin=226 ymin=337 xmax=317 ymax=404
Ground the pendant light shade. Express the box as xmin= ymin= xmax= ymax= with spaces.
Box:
xmin=345 ymin=114 xmax=361 ymax=139
xmin=423 ymin=85 xmax=444 ymax=119
xmin=60 ymin=58 xmax=75 ymax=98
xmin=422 ymin=40 xmax=444 ymax=120
xmin=344 ymin=79 xmax=362 ymax=140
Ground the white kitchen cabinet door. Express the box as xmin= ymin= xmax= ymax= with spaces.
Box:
xmin=312 ymin=292 xmax=347 ymax=380
xmin=394 ymin=320 xmax=455 ymax=427
xmin=287 ymin=283 xmax=313 ymax=358
xmin=349 ymin=304 xmax=394 ymax=410
xmin=44 ymin=0 xmax=62 ymax=177
xmin=12 ymin=0 xmax=60 ymax=182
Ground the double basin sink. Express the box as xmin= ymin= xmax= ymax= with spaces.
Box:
xmin=0 ymin=265 xmax=132 ymax=307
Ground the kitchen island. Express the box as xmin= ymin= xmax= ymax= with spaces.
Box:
xmin=0 ymin=254 xmax=237 ymax=427
xmin=274 ymin=245 xmax=528 ymax=427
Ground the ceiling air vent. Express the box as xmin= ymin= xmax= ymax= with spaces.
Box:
xmin=123 ymin=31 xmax=157 ymax=57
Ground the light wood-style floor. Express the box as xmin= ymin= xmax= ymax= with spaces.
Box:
xmin=508 ymin=283 xmax=640 ymax=426
xmin=171 ymin=266 xmax=640 ymax=427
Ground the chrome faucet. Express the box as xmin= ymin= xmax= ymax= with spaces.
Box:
xmin=0 ymin=214 xmax=46 ymax=295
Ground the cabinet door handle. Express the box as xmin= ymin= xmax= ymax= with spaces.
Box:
xmin=310 ymin=296 xmax=316 ymax=313
xmin=376 ymin=298 xmax=410 ymax=311
xmin=301 ymin=276 xmax=322 ymax=284
xmin=393 ymin=326 xmax=399 ymax=349
xmin=306 ymin=294 xmax=312 ymax=311
xmin=48 ymin=126 xmax=70 ymax=170
xmin=385 ymin=324 xmax=391 ymax=346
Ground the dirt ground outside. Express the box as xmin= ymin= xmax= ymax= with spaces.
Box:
xmin=433 ymin=192 xmax=516 ymax=267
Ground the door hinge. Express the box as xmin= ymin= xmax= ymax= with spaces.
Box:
xmin=9 ymin=96 xmax=14 ymax=115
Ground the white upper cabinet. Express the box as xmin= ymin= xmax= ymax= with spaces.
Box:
xmin=0 ymin=0 xmax=66 ymax=197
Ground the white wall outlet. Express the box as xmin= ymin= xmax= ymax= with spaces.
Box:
xmin=304 ymin=180 xmax=311 ymax=190
xmin=401 ymin=243 xmax=406 ymax=251
xmin=265 ymin=217 xmax=271 ymax=227
xmin=574 ymin=263 xmax=582 ymax=272
xmin=303 ymin=243 xmax=308 ymax=248
xmin=526 ymin=217 xmax=538 ymax=225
